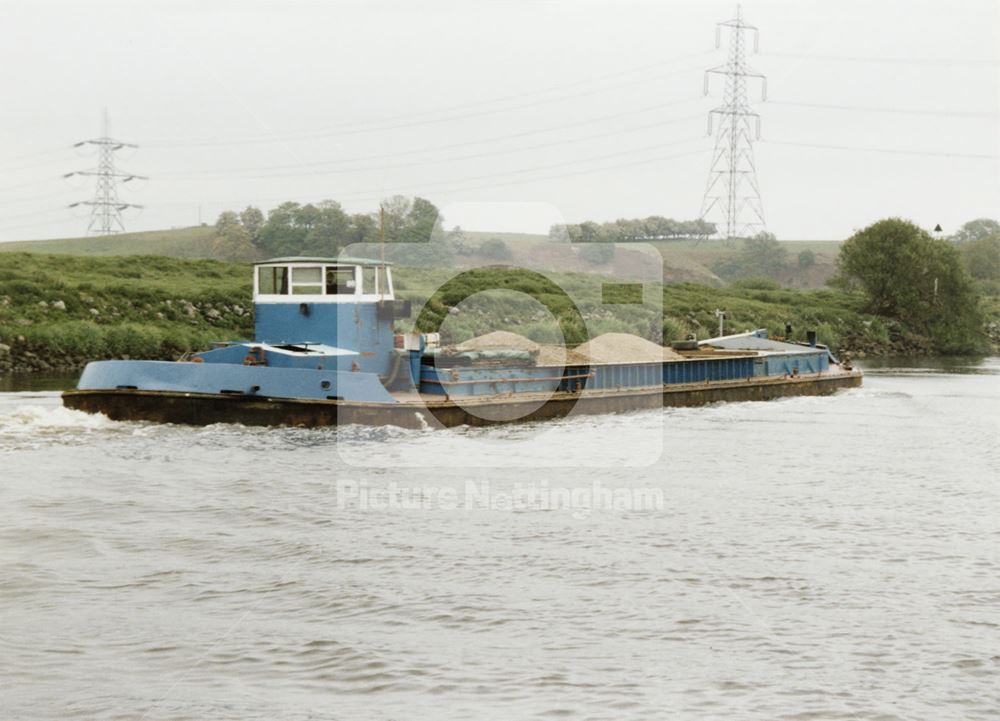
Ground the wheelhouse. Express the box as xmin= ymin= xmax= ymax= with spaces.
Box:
xmin=253 ymin=257 xmax=394 ymax=303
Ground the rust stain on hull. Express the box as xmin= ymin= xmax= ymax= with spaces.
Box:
xmin=62 ymin=372 xmax=862 ymax=429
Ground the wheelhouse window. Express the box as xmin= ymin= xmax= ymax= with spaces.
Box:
xmin=362 ymin=267 xmax=376 ymax=296
xmin=326 ymin=267 xmax=357 ymax=294
xmin=377 ymin=266 xmax=392 ymax=297
xmin=256 ymin=262 xmax=386 ymax=298
xmin=291 ymin=266 xmax=324 ymax=295
xmin=258 ymin=266 xmax=288 ymax=294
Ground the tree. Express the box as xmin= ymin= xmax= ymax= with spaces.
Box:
xmin=239 ymin=206 xmax=264 ymax=242
xmin=448 ymin=226 xmax=473 ymax=255
xmin=574 ymin=221 xmax=601 ymax=243
xmin=301 ymin=200 xmax=351 ymax=255
xmin=548 ymin=224 xmax=570 ymax=242
xmin=212 ymin=224 xmax=257 ymax=262
xmin=951 ymin=218 xmax=1000 ymax=244
xmin=837 ymin=218 xmax=984 ymax=352
xmin=479 ymin=238 xmax=512 ymax=261
xmin=379 ymin=195 xmax=412 ymax=242
xmin=256 ymin=202 xmax=306 ymax=257
xmin=347 ymin=212 xmax=378 ymax=245
xmin=405 ymin=197 xmax=440 ymax=243
xmin=557 ymin=216 xmax=715 ymax=242
xmin=961 ymin=233 xmax=1000 ymax=294
xmin=579 ymin=242 xmax=615 ymax=265
xmin=713 ymin=232 xmax=788 ymax=281
xmin=214 ymin=210 xmax=240 ymax=235
xmin=798 ymin=250 xmax=816 ymax=269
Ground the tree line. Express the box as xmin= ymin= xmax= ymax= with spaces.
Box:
xmin=211 ymin=195 xmax=441 ymax=262
xmin=549 ymin=217 xmax=716 ymax=243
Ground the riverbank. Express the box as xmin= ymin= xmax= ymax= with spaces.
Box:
xmin=0 ymin=254 xmax=253 ymax=375
xmin=1 ymin=253 xmax=996 ymax=375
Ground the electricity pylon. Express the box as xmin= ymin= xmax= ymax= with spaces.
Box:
xmin=699 ymin=5 xmax=767 ymax=240
xmin=67 ymin=110 xmax=146 ymax=235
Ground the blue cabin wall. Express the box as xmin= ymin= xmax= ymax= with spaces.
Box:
xmin=254 ymin=302 xmax=394 ymax=375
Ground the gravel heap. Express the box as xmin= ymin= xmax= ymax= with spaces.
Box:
xmin=453 ymin=330 xmax=540 ymax=353
xmin=451 ymin=330 xmax=681 ymax=366
xmin=574 ymin=333 xmax=684 ymax=363
xmin=452 ymin=330 xmax=590 ymax=366
xmin=534 ymin=345 xmax=590 ymax=367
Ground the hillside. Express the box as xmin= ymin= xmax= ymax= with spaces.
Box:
xmin=457 ymin=232 xmax=841 ymax=288
xmin=0 ymin=226 xmax=216 ymax=258
xmin=0 ymin=226 xmax=842 ymax=289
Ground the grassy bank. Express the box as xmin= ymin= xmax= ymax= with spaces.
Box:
xmin=1 ymin=253 xmax=995 ymax=375
xmin=0 ymin=253 xmax=253 ymax=373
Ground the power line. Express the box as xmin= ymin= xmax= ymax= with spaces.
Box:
xmin=769 ymin=100 xmax=999 ymax=119
xmin=761 ymin=51 xmax=999 ymax=68
xmin=761 ymin=139 xmax=1000 ymax=160
xmin=0 ymin=186 xmax=81 ymax=206
xmin=66 ymin=109 xmax=147 ymax=235
xmin=699 ymin=4 xmax=767 ymax=240
xmin=0 ymin=146 xmax=69 ymax=170
xmin=145 ymin=136 xmax=710 ymax=210
xmin=144 ymin=62 xmax=711 ymax=150
xmin=0 ymin=216 xmax=76 ymax=237
xmin=155 ymin=110 xmax=706 ymax=181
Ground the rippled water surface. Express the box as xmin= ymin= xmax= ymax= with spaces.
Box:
xmin=2 ymin=359 xmax=998 ymax=720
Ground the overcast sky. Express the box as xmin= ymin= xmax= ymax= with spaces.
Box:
xmin=0 ymin=0 xmax=997 ymax=242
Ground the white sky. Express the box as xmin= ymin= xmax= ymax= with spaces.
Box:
xmin=0 ymin=0 xmax=997 ymax=242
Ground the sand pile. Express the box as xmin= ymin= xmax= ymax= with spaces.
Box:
xmin=452 ymin=330 xmax=682 ymax=366
xmin=454 ymin=330 xmax=540 ymax=353
xmin=453 ymin=330 xmax=593 ymax=366
xmin=534 ymin=345 xmax=590 ymax=367
xmin=574 ymin=333 xmax=683 ymax=363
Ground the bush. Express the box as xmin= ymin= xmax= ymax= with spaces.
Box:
xmin=837 ymin=218 xmax=985 ymax=352
xmin=479 ymin=238 xmax=513 ymax=262
xmin=579 ymin=243 xmax=615 ymax=265
xmin=660 ymin=317 xmax=683 ymax=342
xmin=732 ymin=277 xmax=781 ymax=291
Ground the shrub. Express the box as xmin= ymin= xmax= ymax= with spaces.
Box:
xmin=479 ymin=238 xmax=513 ymax=262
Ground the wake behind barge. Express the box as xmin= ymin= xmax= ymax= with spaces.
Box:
xmin=62 ymin=257 xmax=861 ymax=429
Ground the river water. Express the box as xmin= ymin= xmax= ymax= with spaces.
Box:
xmin=1 ymin=359 xmax=998 ymax=720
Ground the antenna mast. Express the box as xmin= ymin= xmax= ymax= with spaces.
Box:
xmin=67 ymin=109 xmax=147 ymax=235
xmin=699 ymin=5 xmax=767 ymax=240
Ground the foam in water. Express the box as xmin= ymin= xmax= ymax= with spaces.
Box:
xmin=0 ymin=404 xmax=118 ymax=437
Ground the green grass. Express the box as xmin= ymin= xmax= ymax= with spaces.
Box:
xmin=0 ymin=226 xmax=216 ymax=258
xmin=0 ymin=253 xmax=253 ymax=366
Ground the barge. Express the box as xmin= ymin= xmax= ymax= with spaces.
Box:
xmin=62 ymin=256 xmax=862 ymax=428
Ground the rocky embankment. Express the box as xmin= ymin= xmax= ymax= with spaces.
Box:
xmin=0 ymin=294 xmax=254 ymax=375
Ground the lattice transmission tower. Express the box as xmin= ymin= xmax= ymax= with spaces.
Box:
xmin=67 ymin=110 xmax=146 ymax=235
xmin=699 ymin=5 xmax=767 ymax=240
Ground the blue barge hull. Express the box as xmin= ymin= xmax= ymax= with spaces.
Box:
xmin=62 ymin=369 xmax=862 ymax=429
